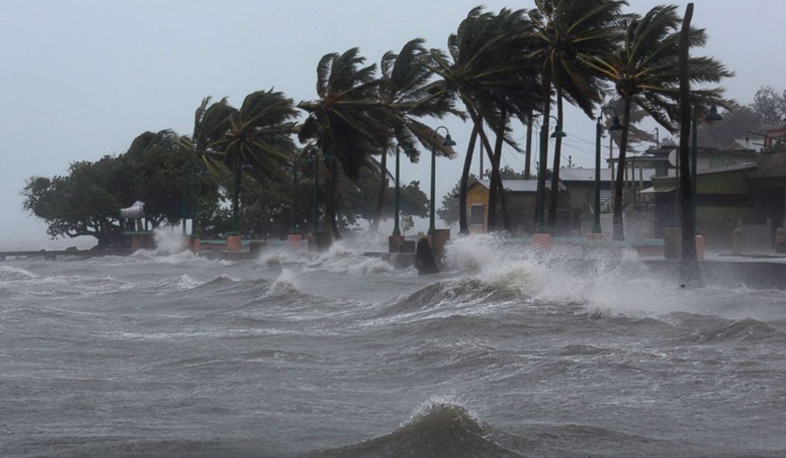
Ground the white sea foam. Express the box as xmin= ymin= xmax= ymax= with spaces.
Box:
xmin=442 ymin=233 xmax=781 ymax=320
xmin=0 ymin=266 xmax=38 ymax=281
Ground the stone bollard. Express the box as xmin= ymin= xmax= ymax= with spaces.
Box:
xmin=287 ymin=234 xmax=303 ymax=250
xmin=732 ymin=228 xmax=743 ymax=254
xmin=777 ymin=228 xmax=786 ymax=254
xmin=695 ymin=235 xmax=705 ymax=262
xmin=532 ymin=233 xmax=552 ymax=253
xmin=415 ymin=236 xmax=439 ymax=275
xmin=227 ymin=235 xmax=242 ymax=251
xmin=191 ymin=238 xmax=201 ymax=253
xmin=586 ymin=232 xmax=605 ymax=241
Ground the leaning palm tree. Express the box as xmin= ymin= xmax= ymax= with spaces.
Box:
xmin=370 ymin=38 xmax=461 ymax=232
xmin=580 ymin=5 xmax=733 ymax=240
xmin=528 ymin=0 xmax=627 ymax=230
xmin=206 ymin=89 xmax=300 ymax=235
xmin=298 ymin=48 xmax=389 ymax=239
xmin=423 ymin=7 xmax=541 ymax=234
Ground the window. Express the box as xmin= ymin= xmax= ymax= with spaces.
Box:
xmin=469 ymin=204 xmax=485 ymax=226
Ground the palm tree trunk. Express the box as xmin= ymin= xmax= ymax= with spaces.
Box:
xmin=459 ymin=124 xmax=480 ymax=235
xmin=612 ymin=97 xmax=633 ymax=241
xmin=488 ymin=121 xmax=502 ymax=232
xmin=370 ymin=152 xmax=387 ymax=231
xmin=534 ymin=91 xmax=552 ymax=229
xmin=548 ymin=91 xmax=564 ymax=230
xmin=467 ymin=109 xmax=506 ymax=233
xmin=679 ymin=3 xmax=701 ymax=287
xmin=474 ymin=118 xmax=507 ymax=233
xmin=490 ymin=110 xmax=511 ymax=232
xmin=326 ymin=160 xmax=341 ymax=240
xmin=524 ymin=111 xmax=533 ymax=179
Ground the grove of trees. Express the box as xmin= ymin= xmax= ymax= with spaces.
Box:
xmin=23 ymin=1 xmax=739 ymax=245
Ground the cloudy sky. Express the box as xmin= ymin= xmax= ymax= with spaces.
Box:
xmin=1 ymin=0 xmax=783 ymax=249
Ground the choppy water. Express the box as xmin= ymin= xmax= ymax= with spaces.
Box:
xmin=2 ymin=235 xmax=785 ymax=458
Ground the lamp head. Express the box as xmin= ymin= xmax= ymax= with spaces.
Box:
xmin=241 ymin=163 xmax=253 ymax=172
xmin=608 ymin=116 xmax=623 ymax=132
xmin=704 ymin=104 xmax=723 ymax=123
xmin=551 ymin=124 xmax=567 ymax=139
xmin=442 ymin=134 xmax=457 ymax=147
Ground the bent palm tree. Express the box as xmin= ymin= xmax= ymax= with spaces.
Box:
xmin=370 ymin=38 xmax=461 ymax=232
xmin=529 ymin=0 xmax=627 ymax=230
xmin=298 ymin=48 xmax=389 ymax=239
xmin=204 ymin=90 xmax=299 ymax=235
xmin=424 ymin=7 xmax=541 ymax=234
xmin=581 ymin=5 xmax=733 ymax=240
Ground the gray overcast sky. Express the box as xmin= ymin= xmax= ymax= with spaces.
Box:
xmin=2 ymin=0 xmax=784 ymax=249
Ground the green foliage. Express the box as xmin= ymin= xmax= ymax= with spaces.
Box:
xmin=22 ymin=131 xmax=219 ymax=245
xmin=298 ymin=48 xmax=389 ymax=180
xmin=23 ymin=158 xmax=125 ymax=245
xmin=750 ymin=86 xmax=786 ymax=127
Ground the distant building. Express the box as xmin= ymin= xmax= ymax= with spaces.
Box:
xmin=466 ymin=178 xmax=564 ymax=234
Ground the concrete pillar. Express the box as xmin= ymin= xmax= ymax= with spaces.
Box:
xmin=287 ymin=234 xmax=303 ymax=250
xmin=776 ymin=228 xmax=786 ymax=253
xmin=532 ymin=233 xmax=552 ymax=252
xmin=663 ymin=228 xmax=681 ymax=259
xmin=308 ymin=231 xmax=332 ymax=252
xmin=695 ymin=235 xmax=705 ymax=262
xmin=429 ymin=229 xmax=451 ymax=254
xmin=227 ymin=235 xmax=242 ymax=251
xmin=732 ymin=228 xmax=743 ymax=254
xmin=388 ymin=235 xmax=405 ymax=253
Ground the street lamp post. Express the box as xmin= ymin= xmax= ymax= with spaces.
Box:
xmin=182 ymin=167 xmax=208 ymax=237
xmin=392 ymin=144 xmax=416 ymax=237
xmin=594 ymin=107 xmax=623 ymax=234
xmin=231 ymin=160 xmax=253 ymax=235
xmin=291 ymin=153 xmax=300 ymax=235
xmin=392 ymin=145 xmax=402 ymax=236
xmin=535 ymin=115 xmax=566 ymax=234
xmin=429 ymin=127 xmax=456 ymax=235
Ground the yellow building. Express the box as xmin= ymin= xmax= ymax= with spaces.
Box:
xmin=466 ymin=179 xmax=557 ymax=234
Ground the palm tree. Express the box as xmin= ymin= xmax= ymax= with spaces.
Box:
xmin=423 ymin=7 xmax=541 ymax=234
xmin=528 ymin=0 xmax=627 ymax=231
xmin=370 ymin=38 xmax=461 ymax=232
xmin=298 ymin=48 xmax=389 ymax=239
xmin=580 ymin=5 xmax=733 ymax=240
xmin=204 ymin=90 xmax=299 ymax=235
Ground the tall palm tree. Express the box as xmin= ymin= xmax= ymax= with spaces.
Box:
xmin=528 ymin=0 xmax=627 ymax=230
xmin=423 ymin=7 xmax=541 ymax=234
xmin=370 ymin=38 xmax=460 ymax=231
xmin=580 ymin=5 xmax=733 ymax=240
xmin=202 ymin=90 xmax=299 ymax=235
xmin=298 ymin=48 xmax=389 ymax=239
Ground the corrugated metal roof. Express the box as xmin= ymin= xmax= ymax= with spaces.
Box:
xmin=475 ymin=179 xmax=565 ymax=192
xmin=558 ymin=168 xmax=658 ymax=182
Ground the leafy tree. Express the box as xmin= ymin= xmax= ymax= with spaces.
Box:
xmin=23 ymin=158 xmax=124 ymax=246
xmin=581 ymin=4 xmax=733 ymax=240
xmin=750 ymin=85 xmax=786 ymax=127
xmin=298 ymin=48 xmax=390 ymax=239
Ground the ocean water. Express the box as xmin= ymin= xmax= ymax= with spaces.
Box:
xmin=1 ymin=234 xmax=785 ymax=458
